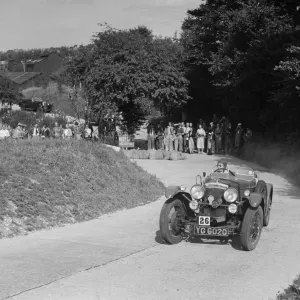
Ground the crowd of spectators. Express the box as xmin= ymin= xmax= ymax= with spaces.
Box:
xmin=0 ymin=121 xmax=98 ymax=140
xmin=147 ymin=114 xmax=253 ymax=156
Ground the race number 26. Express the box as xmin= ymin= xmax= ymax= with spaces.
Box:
xmin=199 ymin=216 xmax=210 ymax=225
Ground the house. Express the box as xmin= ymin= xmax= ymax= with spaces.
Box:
xmin=0 ymin=72 xmax=47 ymax=90
xmin=0 ymin=61 xmax=8 ymax=72
xmin=24 ymin=51 xmax=63 ymax=74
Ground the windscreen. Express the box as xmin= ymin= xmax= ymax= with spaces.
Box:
xmin=235 ymin=167 xmax=256 ymax=181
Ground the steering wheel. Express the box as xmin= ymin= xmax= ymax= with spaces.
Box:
xmin=214 ymin=168 xmax=236 ymax=177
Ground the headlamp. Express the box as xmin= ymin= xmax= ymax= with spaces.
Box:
xmin=224 ymin=188 xmax=238 ymax=203
xmin=190 ymin=185 xmax=205 ymax=200
xmin=244 ymin=190 xmax=250 ymax=197
xmin=189 ymin=200 xmax=199 ymax=210
xmin=228 ymin=203 xmax=237 ymax=214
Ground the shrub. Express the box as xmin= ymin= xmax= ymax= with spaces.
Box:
xmin=1 ymin=110 xmax=67 ymax=129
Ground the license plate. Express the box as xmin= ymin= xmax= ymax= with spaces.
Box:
xmin=194 ymin=226 xmax=229 ymax=236
xmin=199 ymin=216 xmax=210 ymax=226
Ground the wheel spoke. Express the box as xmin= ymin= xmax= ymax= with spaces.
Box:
xmin=249 ymin=212 xmax=261 ymax=244
xmin=167 ymin=205 xmax=185 ymax=237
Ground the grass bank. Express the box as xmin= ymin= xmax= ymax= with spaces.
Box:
xmin=0 ymin=139 xmax=165 ymax=239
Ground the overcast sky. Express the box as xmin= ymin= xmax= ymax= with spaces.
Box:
xmin=0 ymin=0 xmax=203 ymax=51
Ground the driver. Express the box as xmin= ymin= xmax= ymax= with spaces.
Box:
xmin=216 ymin=161 xmax=229 ymax=173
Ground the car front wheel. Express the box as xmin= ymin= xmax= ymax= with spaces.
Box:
xmin=240 ymin=206 xmax=263 ymax=251
xmin=159 ymin=199 xmax=186 ymax=244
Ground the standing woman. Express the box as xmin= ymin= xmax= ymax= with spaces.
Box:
xmin=196 ymin=124 xmax=206 ymax=154
xmin=188 ymin=123 xmax=195 ymax=154
xmin=164 ymin=122 xmax=173 ymax=151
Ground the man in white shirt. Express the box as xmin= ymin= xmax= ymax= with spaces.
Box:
xmin=32 ymin=124 xmax=40 ymax=139
xmin=0 ymin=124 xmax=11 ymax=140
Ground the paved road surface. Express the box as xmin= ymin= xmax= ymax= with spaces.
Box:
xmin=1 ymin=154 xmax=300 ymax=300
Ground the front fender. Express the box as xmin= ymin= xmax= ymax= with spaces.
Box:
xmin=164 ymin=186 xmax=193 ymax=214
xmin=165 ymin=186 xmax=181 ymax=199
xmin=249 ymin=192 xmax=263 ymax=208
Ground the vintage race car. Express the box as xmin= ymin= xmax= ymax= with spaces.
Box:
xmin=159 ymin=160 xmax=273 ymax=251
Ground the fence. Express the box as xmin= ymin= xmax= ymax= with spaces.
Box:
xmin=118 ymin=133 xmax=135 ymax=149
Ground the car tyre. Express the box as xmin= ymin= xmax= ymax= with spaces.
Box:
xmin=263 ymin=184 xmax=273 ymax=227
xmin=255 ymin=180 xmax=270 ymax=226
xmin=159 ymin=198 xmax=186 ymax=244
xmin=240 ymin=206 xmax=263 ymax=251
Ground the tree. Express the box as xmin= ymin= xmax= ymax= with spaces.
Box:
xmin=0 ymin=77 xmax=22 ymax=107
xmin=181 ymin=0 xmax=300 ymax=130
xmin=61 ymin=24 xmax=190 ymax=133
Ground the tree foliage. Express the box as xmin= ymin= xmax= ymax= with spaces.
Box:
xmin=61 ymin=25 xmax=190 ymax=133
xmin=0 ymin=76 xmax=22 ymax=106
xmin=181 ymin=0 xmax=300 ymax=131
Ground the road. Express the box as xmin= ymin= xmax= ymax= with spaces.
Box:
xmin=1 ymin=154 xmax=300 ymax=300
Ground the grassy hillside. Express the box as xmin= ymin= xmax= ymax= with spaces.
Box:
xmin=0 ymin=139 xmax=165 ymax=238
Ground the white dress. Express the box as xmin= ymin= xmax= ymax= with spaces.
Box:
xmin=197 ymin=128 xmax=206 ymax=149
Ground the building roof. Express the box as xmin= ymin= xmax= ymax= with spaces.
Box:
xmin=0 ymin=72 xmax=42 ymax=85
xmin=25 ymin=59 xmax=44 ymax=65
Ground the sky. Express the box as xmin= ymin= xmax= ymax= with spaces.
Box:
xmin=0 ymin=0 xmax=203 ymax=51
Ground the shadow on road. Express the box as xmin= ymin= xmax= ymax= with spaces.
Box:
xmin=187 ymin=235 xmax=244 ymax=251
xmin=155 ymin=230 xmax=244 ymax=251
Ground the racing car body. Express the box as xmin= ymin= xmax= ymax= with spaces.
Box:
xmin=159 ymin=160 xmax=273 ymax=251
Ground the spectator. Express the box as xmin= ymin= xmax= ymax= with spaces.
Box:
xmin=32 ymin=124 xmax=40 ymax=139
xmin=244 ymin=128 xmax=253 ymax=143
xmin=176 ymin=122 xmax=184 ymax=152
xmin=215 ymin=123 xmax=223 ymax=154
xmin=73 ymin=122 xmax=82 ymax=140
xmin=0 ymin=124 xmax=11 ymax=140
xmin=183 ymin=122 xmax=189 ymax=153
xmin=84 ymin=124 xmax=92 ymax=140
xmin=40 ymin=125 xmax=46 ymax=139
xmin=188 ymin=123 xmax=195 ymax=154
xmin=44 ymin=125 xmax=51 ymax=139
xmin=203 ymin=121 xmax=208 ymax=153
xmin=225 ymin=123 xmax=233 ymax=155
xmin=92 ymin=125 xmax=99 ymax=141
xmin=235 ymin=123 xmax=244 ymax=156
xmin=173 ymin=123 xmax=179 ymax=151
xmin=147 ymin=123 xmax=155 ymax=150
xmin=155 ymin=127 xmax=164 ymax=150
xmin=207 ymin=122 xmax=215 ymax=155
xmin=196 ymin=124 xmax=206 ymax=154
xmin=52 ymin=122 xmax=62 ymax=139
xmin=164 ymin=122 xmax=174 ymax=151
xmin=12 ymin=123 xmax=25 ymax=139
xmin=63 ymin=124 xmax=73 ymax=139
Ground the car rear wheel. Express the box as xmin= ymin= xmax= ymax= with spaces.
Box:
xmin=159 ymin=199 xmax=186 ymax=244
xmin=240 ymin=206 xmax=263 ymax=251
